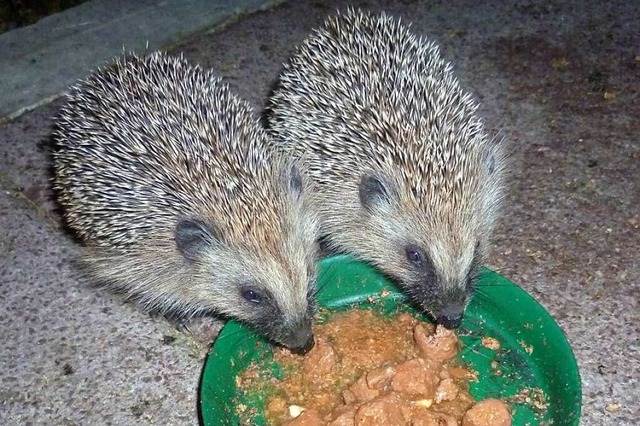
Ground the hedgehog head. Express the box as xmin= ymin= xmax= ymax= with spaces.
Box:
xmin=54 ymin=51 xmax=321 ymax=353
xmin=313 ymin=90 xmax=507 ymax=328
xmin=172 ymin=160 xmax=320 ymax=353
xmin=343 ymin=135 xmax=506 ymax=329
xmin=266 ymin=9 xmax=508 ymax=328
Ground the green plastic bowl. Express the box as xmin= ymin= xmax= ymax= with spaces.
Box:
xmin=199 ymin=255 xmax=582 ymax=425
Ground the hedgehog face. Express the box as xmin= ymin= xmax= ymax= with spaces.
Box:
xmin=398 ymin=239 xmax=482 ymax=329
xmin=173 ymin=163 xmax=320 ymax=353
xmin=233 ymin=269 xmax=316 ymax=355
xmin=216 ymin=249 xmax=317 ymax=354
xmin=351 ymin=172 xmax=489 ymax=329
xmin=238 ymin=205 xmax=319 ymax=354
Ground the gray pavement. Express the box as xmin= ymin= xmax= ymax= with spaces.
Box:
xmin=0 ymin=0 xmax=283 ymax=122
xmin=1 ymin=0 xmax=638 ymax=425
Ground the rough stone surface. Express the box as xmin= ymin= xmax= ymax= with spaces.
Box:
xmin=0 ymin=190 xmax=221 ymax=425
xmin=0 ymin=0 xmax=638 ymax=425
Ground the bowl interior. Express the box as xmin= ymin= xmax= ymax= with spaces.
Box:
xmin=200 ymin=255 xmax=581 ymax=425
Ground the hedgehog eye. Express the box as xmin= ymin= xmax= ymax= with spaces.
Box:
xmin=241 ymin=288 xmax=264 ymax=304
xmin=405 ymin=246 xmax=424 ymax=266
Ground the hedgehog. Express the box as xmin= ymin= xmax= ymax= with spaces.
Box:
xmin=266 ymin=9 xmax=508 ymax=329
xmin=52 ymin=51 xmax=319 ymax=353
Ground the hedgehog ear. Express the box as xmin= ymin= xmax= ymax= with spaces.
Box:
xmin=175 ymin=219 xmax=221 ymax=262
xmin=359 ymin=174 xmax=392 ymax=210
xmin=486 ymin=151 xmax=496 ymax=175
xmin=283 ymin=162 xmax=303 ymax=200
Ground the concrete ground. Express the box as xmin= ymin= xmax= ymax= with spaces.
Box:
xmin=1 ymin=0 xmax=638 ymax=425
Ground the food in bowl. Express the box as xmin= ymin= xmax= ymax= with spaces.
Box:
xmin=237 ymin=309 xmax=511 ymax=425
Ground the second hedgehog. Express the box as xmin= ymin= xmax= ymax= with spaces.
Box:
xmin=53 ymin=52 xmax=319 ymax=353
xmin=267 ymin=9 xmax=508 ymax=328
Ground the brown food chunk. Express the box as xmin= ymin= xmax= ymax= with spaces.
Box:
xmin=354 ymin=395 xmax=407 ymax=425
xmin=343 ymin=374 xmax=380 ymax=404
xmin=322 ymin=310 xmax=419 ymax=373
xmin=328 ymin=404 xmax=359 ymax=426
xmin=414 ymin=324 xmax=459 ymax=362
xmin=435 ymin=378 xmax=459 ymax=403
xmin=342 ymin=389 xmax=357 ymax=405
xmin=481 ymin=337 xmax=501 ymax=351
xmin=284 ymin=408 xmax=326 ymax=426
xmin=391 ymin=358 xmax=439 ymax=399
xmin=444 ymin=365 xmax=477 ymax=381
xmin=302 ymin=336 xmax=337 ymax=378
xmin=365 ymin=364 xmax=397 ymax=390
xmin=411 ymin=409 xmax=459 ymax=426
xmin=397 ymin=312 xmax=419 ymax=327
xmin=266 ymin=397 xmax=286 ymax=416
xmin=438 ymin=369 xmax=451 ymax=380
xmin=463 ymin=399 xmax=512 ymax=426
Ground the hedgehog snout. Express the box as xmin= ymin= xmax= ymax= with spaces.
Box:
xmin=424 ymin=284 xmax=468 ymax=329
xmin=435 ymin=308 xmax=464 ymax=329
xmin=281 ymin=320 xmax=315 ymax=355
xmin=290 ymin=334 xmax=315 ymax=355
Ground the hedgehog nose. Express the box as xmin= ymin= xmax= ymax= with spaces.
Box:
xmin=290 ymin=335 xmax=315 ymax=355
xmin=436 ymin=312 xmax=463 ymax=329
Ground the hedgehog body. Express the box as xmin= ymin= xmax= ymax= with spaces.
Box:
xmin=53 ymin=52 xmax=319 ymax=352
xmin=267 ymin=9 xmax=507 ymax=328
